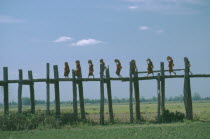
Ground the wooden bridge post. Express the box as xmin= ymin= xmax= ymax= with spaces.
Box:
xmin=100 ymin=63 xmax=105 ymax=125
xmin=160 ymin=62 xmax=165 ymax=113
xmin=3 ymin=67 xmax=9 ymax=114
xmin=78 ymin=66 xmax=86 ymax=120
xmin=129 ymin=61 xmax=134 ymax=123
xmin=157 ymin=73 xmax=161 ymax=123
xmin=134 ymin=69 xmax=140 ymax=121
xmin=106 ymin=67 xmax=114 ymax=123
xmin=28 ymin=71 xmax=35 ymax=114
xmin=53 ymin=65 xmax=60 ymax=116
xmin=72 ymin=70 xmax=78 ymax=119
xmin=18 ymin=69 xmax=23 ymax=113
xmin=46 ymin=63 xmax=50 ymax=114
xmin=183 ymin=58 xmax=193 ymax=120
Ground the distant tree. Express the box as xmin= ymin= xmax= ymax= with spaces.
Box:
xmin=168 ymin=97 xmax=173 ymax=101
xmin=22 ymin=97 xmax=31 ymax=105
xmin=192 ymin=92 xmax=201 ymax=100
xmin=152 ymin=96 xmax=157 ymax=102
xmin=35 ymin=100 xmax=45 ymax=105
xmin=179 ymin=94 xmax=184 ymax=101
xmin=140 ymin=96 xmax=146 ymax=102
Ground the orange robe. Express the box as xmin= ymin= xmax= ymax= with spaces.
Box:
xmin=76 ymin=63 xmax=81 ymax=77
xmin=169 ymin=59 xmax=174 ymax=72
xmin=147 ymin=62 xmax=153 ymax=74
xmin=64 ymin=65 xmax=70 ymax=77
xmin=116 ymin=62 xmax=122 ymax=75
xmin=89 ymin=64 xmax=94 ymax=76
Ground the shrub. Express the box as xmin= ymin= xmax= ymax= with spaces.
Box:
xmin=159 ymin=110 xmax=185 ymax=123
xmin=0 ymin=109 xmax=95 ymax=131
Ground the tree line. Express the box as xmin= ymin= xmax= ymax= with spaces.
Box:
xmin=0 ymin=92 xmax=209 ymax=106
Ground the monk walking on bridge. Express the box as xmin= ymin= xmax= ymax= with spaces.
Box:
xmin=115 ymin=59 xmax=122 ymax=77
xmin=64 ymin=62 xmax=70 ymax=78
xmin=88 ymin=60 xmax=94 ymax=78
xmin=167 ymin=56 xmax=176 ymax=75
xmin=147 ymin=59 xmax=154 ymax=76
xmin=100 ymin=59 xmax=107 ymax=77
xmin=131 ymin=59 xmax=137 ymax=75
xmin=184 ymin=57 xmax=193 ymax=75
xmin=75 ymin=60 xmax=81 ymax=77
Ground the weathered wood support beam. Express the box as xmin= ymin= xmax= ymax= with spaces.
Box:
xmin=100 ymin=63 xmax=105 ymax=125
xmin=183 ymin=58 xmax=193 ymax=120
xmin=53 ymin=65 xmax=60 ymax=116
xmin=78 ymin=66 xmax=86 ymax=120
xmin=160 ymin=62 xmax=165 ymax=113
xmin=129 ymin=61 xmax=134 ymax=123
xmin=106 ymin=67 xmax=114 ymax=123
xmin=72 ymin=70 xmax=78 ymax=119
xmin=18 ymin=69 xmax=23 ymax=113
xmin=157 ymin=73 xmax=161 ymax=123
xmin=3 ymin=67 xmax=9 ymax=115
xmin=46 ymin=63 xmax=50 ymax=114
xmin=28 ymin=70 xmax=35 ymax=114
xmin=134 ymin=69 xmax=140 ymax=121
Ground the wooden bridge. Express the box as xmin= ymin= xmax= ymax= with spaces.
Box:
xmin=0 ymin=57 xmax=210 ymax=124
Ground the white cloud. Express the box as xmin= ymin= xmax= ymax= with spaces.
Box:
xmin=0 ymin=15 xmax=25 ymax=23
xmin=139 ymin=26 xmax=150 ymax=30
xmin=53 ymin=36 xmax=72 ymax=43
xmin=124 ymin=0 xmax=204 ymax=14
xmin=156 ymin=29 xmax=164 ymax=34
xmin=71 ymin=39 xmax=102 ymax=46
xmin=139 ymin=26 xmax=165 ymax=34
xmin=128 ymin=6 xmax=139 ymax=9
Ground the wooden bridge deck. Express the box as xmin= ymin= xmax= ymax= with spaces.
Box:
xmin=0 ymin=74 xmax=210 ymax=85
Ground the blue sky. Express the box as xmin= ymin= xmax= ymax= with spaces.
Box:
xmin=0 ymin=0 xmax=210 ymax=102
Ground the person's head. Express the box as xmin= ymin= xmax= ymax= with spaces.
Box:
xmin=131 ymin=59 xmax=135 ymax=63
xmin=88 ymin=60 xmax=92 ymax=65
xmin=65 ymin=62 xmax=68 ymax=66
xmin=167 ymin=56 xmax=171 ymax=61
xmin=100 ymin=59 xmax=104 ymax=63
xmin=76 ymin=60 xmax=80 ymax=64
xmin=114 ymin=59 xmax=119 ymax=63
xmin=184 ymin=57 xmax=188 ymax=61
xmin=146 ymin=58 xmax=151 ymax=63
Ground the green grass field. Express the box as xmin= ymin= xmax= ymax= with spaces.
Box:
xmin=0 ymin=101 xmax=210 ymax=138
xmin=1 ymin=121 xmax=210 ymax=139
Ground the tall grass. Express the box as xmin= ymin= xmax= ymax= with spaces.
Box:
xmin=0 ymin=109 xmax=95 ymax=131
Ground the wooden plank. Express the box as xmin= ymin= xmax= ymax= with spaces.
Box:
xmin=3 ymin=67 xmax=9 ymax=114
xmin=53 ymin=65 xmax=60 ymax=116
xmin=100 ymin=63 xmax=105 ymax=125
xmin=138 ymin=69 xmax=184 ymax=74
xmin=18 ymin=69 xmax=23 ymax=113
xmin=106 ymin=67 xmax=114 ymax=123
xmin=1 ymin=74 xmax=210 ymax=84
xmin=46 ymin=63 xmax=50 ymax=114
xmin=78 ymin=66 xmax=86 ymax=120
xmin=157 ymin=73 xmax=161 ymax=123
xmin=160 ymin=62 xmax=165 ymax=113
xmin=28 ymin=71 xmax=35 ymax=114
xmin=72 ymin=70 xmax=78 ymax=119
xmin=134 ymin=69 xmax=140 ymax=121
xmin=190 ymin=74 xmax=210 ymax=78
xmin=183 ymin=58 xmax=193 ymax=120
xmin=129 ymin=61 xmax=134 ymax=123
